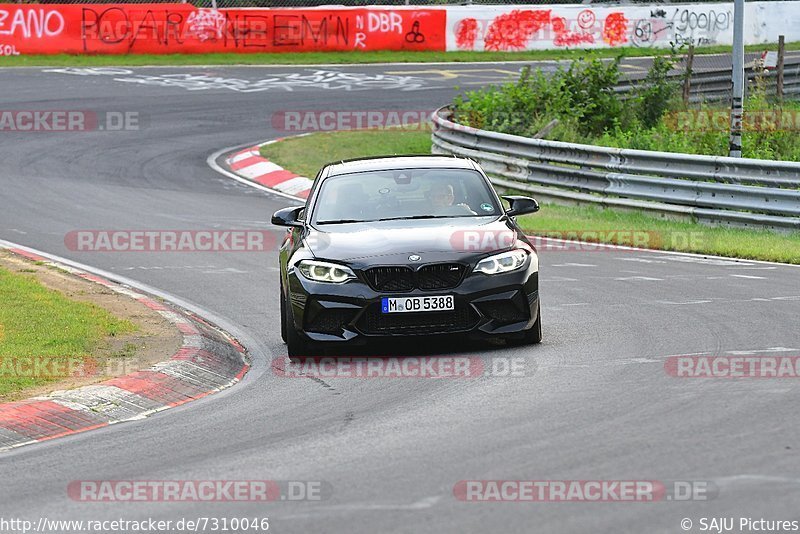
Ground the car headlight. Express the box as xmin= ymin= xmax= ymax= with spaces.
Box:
xmin=298 ymin=260 xmax=356 ymax=283
xmin=474 ymin=249 xmax=529 ymax=275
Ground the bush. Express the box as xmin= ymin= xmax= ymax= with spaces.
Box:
xmin=633 ymin=53 xmax=680 ymax=129
xmin=453 ymin=57 xmax=622 ymax=138
xmin=452 ymin=55 xmax=800 ymax=161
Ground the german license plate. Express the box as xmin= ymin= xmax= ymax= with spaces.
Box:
xmin=381 ymin=295 xmax=455 ymax=314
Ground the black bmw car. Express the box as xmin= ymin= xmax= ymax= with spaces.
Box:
xmin=272 ymin=155 xmax=542 ymax=356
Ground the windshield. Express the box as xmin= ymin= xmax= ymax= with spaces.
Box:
xmin=312 ymin=168 xmax=501 ymax=224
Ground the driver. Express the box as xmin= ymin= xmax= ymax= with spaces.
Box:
xmin=427 ymin=183 xmax=476 ymax=215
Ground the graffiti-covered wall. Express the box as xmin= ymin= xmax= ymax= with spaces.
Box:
xmin=0 ymin=2 xmax=797 ymax=56
xmin=0 ymin=5 xmax=445 ymax=55
xmin=447 ymin=2 xmax=800 ymax=51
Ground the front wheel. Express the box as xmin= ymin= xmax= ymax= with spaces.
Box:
xmin=280 ymin=283 xmax=287 ymax=343
xmin=283 ymin=291 xmax=309 ymax=357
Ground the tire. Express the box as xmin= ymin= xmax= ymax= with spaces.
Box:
xmin=279 ymin=282 xmax=287 ymax=344
xmin=284 ymin=292 xmax=309 ymax=357
xmin=508 ymin=302 xmax=542 ymax=346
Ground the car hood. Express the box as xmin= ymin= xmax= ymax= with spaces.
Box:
xmin=305 ymin=217 xmax=523 ymax=262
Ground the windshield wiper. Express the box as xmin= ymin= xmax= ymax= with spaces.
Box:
xmin=316 ymin=219 xmax=367 ymax=224
xmin=378 ymin=215 xmax=451 ymax=221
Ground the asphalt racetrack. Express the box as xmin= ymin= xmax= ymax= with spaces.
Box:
xmin=1 ymin=60 xmax=799 ymax=533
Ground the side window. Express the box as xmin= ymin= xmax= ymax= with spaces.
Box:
xmin=305 ymin=167 xmax=327 ymax=219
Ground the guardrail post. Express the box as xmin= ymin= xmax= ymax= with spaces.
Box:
xmin=729 ymin=0 xmax=745 ymax=158
xmin=777 ymin=35 xmax=785 ymax=100
xmin=683 ymin=45 xmax=695 ymax=105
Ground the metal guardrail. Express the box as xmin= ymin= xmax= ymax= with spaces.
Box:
xmin=615 ymin=60 xmax=800 ymax=103
xmin=431 ymin=107 xmax=800 ymax=230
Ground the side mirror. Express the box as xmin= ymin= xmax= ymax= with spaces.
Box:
xmin=271 ymin=206 xmax=304 ymax=227
xmin=502 ymin=195 xmax=540 ymax=217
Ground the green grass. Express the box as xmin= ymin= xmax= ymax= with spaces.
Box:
xmin=593 ymin=101 xmax=800 ymax=161
xmin=3 ymin=42 xmax=799 ymax=67
xmin=262 ymin=128 xmax=433 ymax=178
xmin=261 ymin=128 xmax=800 ymax=264
xmin=0 ymin=266 xmax=136 ymax=398
xmin=515 ymin=204 xmax=800 ymax=264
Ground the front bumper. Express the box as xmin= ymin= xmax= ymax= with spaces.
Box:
xmin=286 ymin=264 xmax=539 ymax=343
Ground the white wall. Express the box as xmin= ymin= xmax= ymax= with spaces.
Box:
xmin=446 ymin=2 xmax=800 ymax=51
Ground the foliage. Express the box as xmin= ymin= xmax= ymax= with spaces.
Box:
xmin=452 ymin=55 xmax=800 ymax=161
xmin=633 ymin=52 xmax=680 ymax=128
xmin=453 ymin=58 xmax=623 ymax=139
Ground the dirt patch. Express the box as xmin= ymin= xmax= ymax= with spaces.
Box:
xmin=0 ymin=250 xmax=182 ymax=402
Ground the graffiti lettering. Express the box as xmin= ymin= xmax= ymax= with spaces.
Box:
xmin=271 ymin=14 xmax=348 ymax=47
xmin=47 ymin=7 xmax=445 ymax=54
xmin=0 ymin=43 xmax=20 ymax=55
xmin=631 ymin=18 xmax=671 ymax=48
xmin=354 ymin=32 xmax=366 ymax=49
xmin=0 ymin=8 xmax=64 ymax=38
xmin=456 ymin=10 xmax=633 ymax=51
xmin=633 ymin=8 xmax=731 ymax=48
xmin=368 ymin=12 xmax=402 ymax=34
xmin=185 ymin=9 xmax=226 ymax=42
xmin=672 ymin=8 xmax=730 ymax=34
xmin=46 ymin=68 xmax=429 ymax=93
xmin=0 ymin=4 xmax=773 ymax=56
xmin=81 ymin=8 xmax=186 ymax=51
xmin=111 ymin=71 xmax=429 ymax=92
xmin=484 ymin=10 xmax=550 ymax=51
xmin=552 ymin=15 xmax=594 ymax=46
xmin=43 ymin=67 xmax=134 ymax=76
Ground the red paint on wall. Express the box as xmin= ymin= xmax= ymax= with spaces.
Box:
xmin=602 ymin=12 xmax=629 ymax=47
xmin=0 ymin=5 xmax=446 ymax=55
xmin=455 ymin=17 xmax=478 ymax=50
xmin=483 ymin=9 xmax=550 ymax=52
xmin=551 ymin=16 xmax=594 ymax=47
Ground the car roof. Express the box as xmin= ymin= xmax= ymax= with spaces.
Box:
xmin=324 ymin=155 xmax=477 ymax=176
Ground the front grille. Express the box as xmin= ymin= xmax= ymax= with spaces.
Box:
xmin=418 ymin=263 xmax=466 ymax=290
xmin=365 ymin=266 xmax=415 ymax=292
xmin=364 ymin=263 xmax=466 ymax=292
xmin=359 ymin=304 xmax=477 ymax=335
xmin=304 ymin=308 xmax=358 ymax=335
